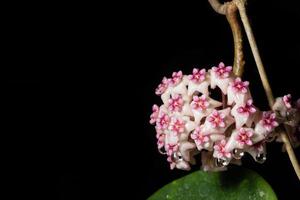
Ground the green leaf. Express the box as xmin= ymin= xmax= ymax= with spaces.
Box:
xmin=148 ymin=167 xmax=277 ymax=200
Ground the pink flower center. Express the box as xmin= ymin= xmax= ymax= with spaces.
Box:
xmin=236 ymin=128 xmax=253 ymax=146
xmin=212 ymin=62 xmax=232 ymax=78
xmin=157 ymin=134 xmax=165 ymax=149
xmin=283 ymin=94 xmax=292 ymax=109
xmin=157 ymin=113 xmax=170 ymax=130
xmin=208 ymin=110 xmax=225 ymax=128
xmin=231 ymin=78 xmax=249 ymax=94
xmin=237 ymin=99 xmax=256 ymax=116
xmin=262 ymin=112 xmax=278 ymax=131
xmin=188 ymin=68 xmax=206 ymax=83
xmin=168 ymin=94 xmax=184 ymax=112
xmin=150 ymin=104 xmax=160 ymax=124
xmin=191 ymin=127 xmax=209 ymax=146
xmin=155 ymin=77 xmax=169 ymax=95
xmin=169 ymin=71 xmax=183 ymax=86
xmin=169 ymin=117 xmax=185 ymax=134
xmin=214 ymin=140 xmax=231 ymax=159
xmin=166 ymin=143 xmax=179 ymax=156
xmin=191 ymin=95 xmax=209 ymax=111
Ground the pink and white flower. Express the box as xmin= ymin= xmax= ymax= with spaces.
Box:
xmin=168 ymin=117 xmax=185 ymax=134
xmin=212 ymin=62 xmax=232 ymax=79
xmin=236 ymin=128 xmax=253 ymax=146
xmin=157 ymin=134 xmax=165 ymax=150
xmin=210 ymin=62 xmax=233 ymax=94
xmin=191 ymin=127 xmax=210 ymax=150
xmin=155 ymin=77 xmax=169 ymax=95
xmin=237 ymin=99 xmax=256 ymax=116
xmin=191 ymin=95 xmax=210 ymax=111
xmin=166 ymin=143 xmax=179 ymax=156
xmin=283 ymin=94 xmax=292 ymax=109
xmin=191 ymin=96 xmax=223 ymax=125
xmin=208 ymin=110 xmax=226 ymax=128
xmin=262 ymin=111 xmax=279 ymax=132
xmin=156 ymin=113 xmax=170 ymax=131
xmin=213 ymin=139 xmax=231 ymax=159
xmin=150 ymin=104 xmax=160 ymax=124
xmin=230 ymin=77 xmax=249 ymax=94
xmin=188 ymin=68 xmax=206 ymax=83
xmin=169 ymin=71 xmax=183 ymax=86
xmin=231 ymin=99 xmax=257 ymax=128
xmin=168 ymin=94 xmax=184 ymax=112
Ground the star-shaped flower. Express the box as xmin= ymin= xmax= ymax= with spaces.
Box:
xmin=155 ymin=77 xmax=169 ymax=95
xmin=237 ymin=99 xmax=256 ymax=115
xmin=212 ymin=62 xmax=232 ymax=78
xmin=231 ymin=99 xmax=257 ymax=128
xmin=208 ymin=110 xmax=226 ymax=128
xmin=150 ymin=104 xmax=160 ymax=124
xmin=210 ymin=62 xmax=233 ymax=94
xmin=224 ymin=128 xmax=253 ymax=152
xmin=191 ymin=95 xmax=210 ymax=111
xmin=227 ymin=77 xmax=251 ymax=105
xmin=236 ymin=128 xmax=254 ymax=146
xmin=156 ymin=112 xmax=170 ymax=131
xmin=273 ymin=95 xmax=291 ymax=117
xmin=166 ymin=143 xmax=179 ymax=156
xmin=283 ymin=94 xmax=292 ymax=109
xmin=191 ymin=126 xmax=210 ymax=150
xmin=231 ymin=77 xmax=249 ymax=93
xmin=190 ymin=94 xmax=223 ymax=125
xmin=187 ymin=68 xmax=210 ymax=96
xmin=188 ymin=68 xmax=206 ymax=83
xmin=261 ymin=111 xmax=278 ymax=132
xmin=213 ymin=139 xmax=232 ymax=159
xmin=202 ymin=108 xmax=235 ymax=134
xmin=169 ymin=71 xmax=183 ymax=86
xmin=168 ymin=117 xmax=185 ymax=134
xmin=156 ymin=133 xmax=165 ymax=150
xmin=254 ymin=111 xmax=279 ymax=142
xmin=168 ymin=94 xmax=184 ymax=112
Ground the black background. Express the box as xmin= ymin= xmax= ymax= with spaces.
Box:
xmin=4 ymin=0 xmax=300 ymax=199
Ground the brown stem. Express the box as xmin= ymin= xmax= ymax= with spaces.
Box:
xmin=208 ymin=0 xmax=245 ymax=76
xmin=281 ymin=130 xmax=300 ymax=180
xmin=233 ymin=0 xmax=274 ymax=107
xmin=222 ymin=93 xmax=226 ymax=108
xmin=208 ymin=0 xmax=227 ymax=15
xmin=225 ymin=3 xmax=245 ymax=76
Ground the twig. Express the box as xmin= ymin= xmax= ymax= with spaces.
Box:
xmin=233 ymin=0 xmax=274 ymax=107
xmin=208 ymin=0 xmax=227 ymax=15
xmin=225 ymin=3 xmax=245 ymax=76
xmin=281 ymin=130 xmax=300 ymax=180
xmin=233 ymin=0 xmax=300 ymax=181
xmin=208 ymin=0 xmax=245 ymax=76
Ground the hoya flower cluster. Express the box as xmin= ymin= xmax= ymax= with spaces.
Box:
xmin=150 ymin=62 xmax=300 ymax=171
